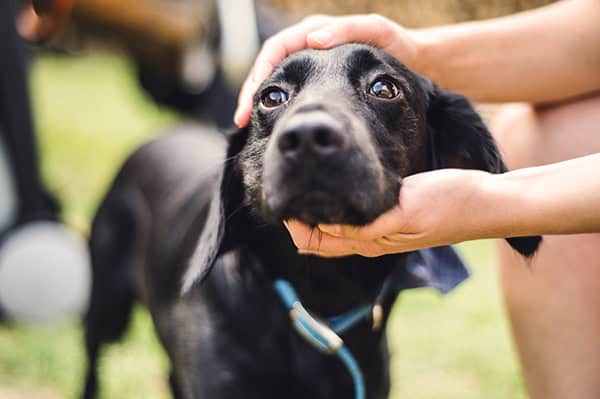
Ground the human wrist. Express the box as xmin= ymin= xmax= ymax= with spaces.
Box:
xmin=409 ymin=28 xmax=444 ymax=85
xmin=476 ymin=171 xmax=540 ymax=239
xmin=493 ymin=156 xmax=600 ymax=236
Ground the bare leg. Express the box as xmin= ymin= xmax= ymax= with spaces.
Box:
xmin=491 ymin=95 xmax=600 ymax=399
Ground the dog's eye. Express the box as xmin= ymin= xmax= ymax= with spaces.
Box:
xmin=369 ymin=79 xmax=399 ymax=99
xmin=261 ymin=88 xmax=289 ymax=108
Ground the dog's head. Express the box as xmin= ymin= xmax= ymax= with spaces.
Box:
xmin=239 ymin=44 xmax=428 ymax=226
xmin=229 ymin=43 xmax=539 ymax=256
xmin=183 ymin=43 xmax=541 ymax=292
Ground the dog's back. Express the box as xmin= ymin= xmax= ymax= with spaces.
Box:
xmin=82 ymin=124 xmax=226 ymax=399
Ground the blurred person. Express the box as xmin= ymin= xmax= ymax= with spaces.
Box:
xmin=234 ymin=1 xmax=600 ymax=398
xmin=0 ymin=0 xmax=90 ymax=322
xmin=134 ymin=0 xmax=284 ymax=128
xmin=0 ymin=0 xmax=285 ymax=321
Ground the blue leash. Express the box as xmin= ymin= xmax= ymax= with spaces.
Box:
xmin=272 ymin=246 xmax=470 ymax=399
xmin=274 ymin=279 xmax=369 ymax=399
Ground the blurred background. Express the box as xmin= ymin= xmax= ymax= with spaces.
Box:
xmin=0 ymin=0 xmax=555 ymax=398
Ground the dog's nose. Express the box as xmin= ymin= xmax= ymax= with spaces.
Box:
xmin=277 ymin=122 xmax=347 ymax=160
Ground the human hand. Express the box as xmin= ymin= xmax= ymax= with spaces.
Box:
xmin=284 ymin=169 xmax=500 ymax=257
xmin=17 ymin=0 xmax=73 ymax=42
xmin=233 ymin=14 xmax=420 ymax=127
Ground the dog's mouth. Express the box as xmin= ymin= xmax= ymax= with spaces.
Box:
xmin=264 ymin=186 xmax=383 ymax=226
xmin=281 ymin=191 xmax=348 ymax=225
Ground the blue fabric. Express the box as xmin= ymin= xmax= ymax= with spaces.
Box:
xmin=400 ymin=246 xmax=470 ymax=294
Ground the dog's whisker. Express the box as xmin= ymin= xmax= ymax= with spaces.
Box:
xmin=224 ymin=204 xmax=245 ymax=223
xmin=317 ymin=229 xmax=324 ymax=253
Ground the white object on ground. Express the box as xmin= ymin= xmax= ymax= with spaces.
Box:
xmin=0 ymin=221 xmax=91 ymax=322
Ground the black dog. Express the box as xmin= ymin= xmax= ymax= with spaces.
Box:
xmin=82 ymin=44 xmax=541 ymax=399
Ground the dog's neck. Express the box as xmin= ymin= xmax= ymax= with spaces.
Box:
xmin=216 ymin=138 xmax=402 ymax=318
xmin=221 ymin=205 xmax=399 ymax=317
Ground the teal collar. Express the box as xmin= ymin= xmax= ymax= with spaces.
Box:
xmin=274 ymin=279 xmax=368 ymax=399
xmin=273 ymin=246 xmax=470 ymax=399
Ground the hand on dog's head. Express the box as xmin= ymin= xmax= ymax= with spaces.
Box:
xmin=229 ymin=43 xmax=540 ymax=257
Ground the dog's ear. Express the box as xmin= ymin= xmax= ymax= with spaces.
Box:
xmin=224 ymin=126 xmax=251 ymax=165
xmin=181 ymin=127 xmax=250 ymax=293
xmin=427 ymin=88 xmax=541 ymax=257
xmin=427 ymin=88 xmax=503 ymax=172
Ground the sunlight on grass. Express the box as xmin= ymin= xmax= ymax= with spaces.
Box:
xmin=0 ymin=50 xmax=526 ymax=399
xmin=388 ymin=241 xmax=526 ymax=399
xmin=30 ymin=50 xmax=179 ymax=232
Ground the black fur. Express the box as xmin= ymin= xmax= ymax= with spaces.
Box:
xmin=81 ymin=44 xmax=541 ymax=399
xmin=427 ymin=88 xmax=541 ymax=255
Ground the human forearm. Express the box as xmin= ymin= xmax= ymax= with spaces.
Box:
xmin=235 ymin=1 xmax=600 ymax=125
xmin=480 ymin=153 xmax=600 ymax=238
xmin=413 ymin=0 xmax=600 ymax=103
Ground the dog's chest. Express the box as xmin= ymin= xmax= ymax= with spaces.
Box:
xmin=186 ymin=249 xmax=391 ymax=399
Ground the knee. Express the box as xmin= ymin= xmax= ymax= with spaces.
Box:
xmin=489 ymin=103 xmax=540 ymax=170
xmin=490 ymin=96 xmax=600 ymax=170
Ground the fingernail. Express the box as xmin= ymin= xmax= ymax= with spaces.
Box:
xmin=308 ymin=30 xmax=333 ymax=47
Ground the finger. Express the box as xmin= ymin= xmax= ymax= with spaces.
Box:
xmin=373 ymin=233 xmax=422 ymax=253
xmin=234 ymin=16 xmax=331 ymax=127
xmin=234 ymin=71 xmax=259 ymax=127
xmin=307 ymin=239 xmax=386 ymax=258
xmin=286 ymin=219 xmax=398 ymax=257
xmin=306 ymin=14 xmax=397 ymax=51
xmin=284 ymin=220 xmax=370 ymax=257
xmin=301 ymin=230 xmax=381 ymax=256
xmin=318 ymin=205 xmax=408 ymax=240
xmin=252 ymin=16 xmax=332 ymax=82
xmin=297 ymin=249 xmax=354 ymax=258
xmin=284 ymin=219 xmax=319 ymax=250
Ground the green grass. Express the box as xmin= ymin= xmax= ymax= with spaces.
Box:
xmin=0 ymin=51 xmax=526 ymax=399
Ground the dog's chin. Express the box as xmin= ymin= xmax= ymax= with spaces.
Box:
xmin=265 ymin=191 xmax=380 ymax=226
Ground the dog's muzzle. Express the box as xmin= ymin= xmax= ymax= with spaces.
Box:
xmin=275 ymin=112 xmax=348 ymax=163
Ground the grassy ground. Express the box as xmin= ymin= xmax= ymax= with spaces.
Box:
xmin=0 ymin=50 xmax=527 ymax=399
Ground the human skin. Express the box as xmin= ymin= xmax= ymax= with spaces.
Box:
xmin=234 ymin=0 xmax=600 ymax=126
xmin=234 ymin=2 xmax=600 ymax=398
xmin=233 ymin=0 xmax=600 ymax=257
xmin=285 ymin=153 xmax=600 ymax=257
xmin=492 ymin=98 xmax=600 ymax=399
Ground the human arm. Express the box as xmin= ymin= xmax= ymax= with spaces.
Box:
xmin=285 ymin=153 xmax=600 ymax=257
xmin=234 ymin=0 xmax=600 ymax=127
xmin=414 ymin=0 xmax=600 ymax=104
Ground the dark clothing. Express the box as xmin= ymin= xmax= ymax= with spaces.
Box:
xmin=0 ymin=0 xmax=57 ymax=230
